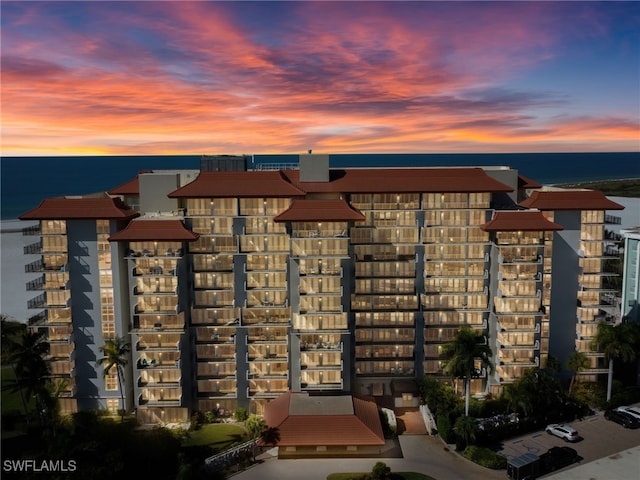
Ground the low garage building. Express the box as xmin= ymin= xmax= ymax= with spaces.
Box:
xmin=262 ymin=391 xmax=385 ymax=458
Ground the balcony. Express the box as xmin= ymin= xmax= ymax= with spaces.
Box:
xmin=302 ymin=380 xmax=343 ymax=390
xmin=22 ymin=224 xmax=41 ymax=236
xmin=247 ymin=350 xmax=288 ymax=362
xmin=24 ymin=241 xmax=43 ymax=255
xmin=28 ymin=292 xmax=71 ymax=309
xmin=134 ymin=301 xmax=179 ymax=315
xmin=300 ymin=341 xmax=343 ymax=352
xmin=197 ymin=362 xmax=236 ymax=379
xmin=197 ymin=379 xmax=237 ymax=396
xmin=138 ymin=370 xmax=182 ymax=388
xmin=126 ymin=243 xmax=183 ymax=258
xmin=248 ymin=379 xmax=288 ymax=397
xmin=355 ymin=361 xmax=415 ymax=376
xmin=136 ymin=335 xmax=181 ymax=352
xmin=25 ymin=259 xmax=68 ymax=273
xmin=196 ymin=344 xmax=236 ymax=361
xmin=248 ymin=366 xmax=289 ymax=379
xmin=499 ymin=253 xmax=542 ymax=264
xmin=196 ymin=327 xmax=237 ymax=344
xmin=138 ymin=391 xmax=182 ymax=407
xmin=132 ymin=264 xmax=178 ymax=277
xmin=137 ymin=355 xmax=181 ymax=370
xmin=241 ymin=308 xmax=291 ymax=326
xmin=498 ymin=354 xmax=539 ymax=367
xmin=135 ymin=313 xmax=185 ymax=332
xmin=497 ymin=337 xmax=540 ymax=350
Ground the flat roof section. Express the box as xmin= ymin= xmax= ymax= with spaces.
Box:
xmin=289 ymin=394 xmax=354 ymax=416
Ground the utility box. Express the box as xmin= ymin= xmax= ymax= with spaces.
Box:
xmin=507 ymin=453 xmax=540 ymax=480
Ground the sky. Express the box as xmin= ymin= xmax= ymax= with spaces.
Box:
xmin=1 ymin=1 xmax=639 ymax=156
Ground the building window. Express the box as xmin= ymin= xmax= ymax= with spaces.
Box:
xmin=105 ymin=370 xmax=119 ymax=391
xmin=106 ymin=398 xmax=119 ymax=413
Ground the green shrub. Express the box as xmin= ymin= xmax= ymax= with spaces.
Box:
xmin=234 ymin=407 xmax=249 ymax=422
xmin=462 ymin=445 xmax=507 ymax=470
xmin=371 ymin=461 xmax=391 ymax=480
xmin=436 ymin=414 xmax=454 ymax=444
xmin=204 ymin=410 xmax=217 ymax=423
xmin=190 ymin=410 xmax=204 ymax=430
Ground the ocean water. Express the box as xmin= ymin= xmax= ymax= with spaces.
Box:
xmin=1 ymin=152 xmax=638 ymax=220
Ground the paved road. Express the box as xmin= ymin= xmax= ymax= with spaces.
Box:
xmin=231 ymin=435 xmax=505 ymax=480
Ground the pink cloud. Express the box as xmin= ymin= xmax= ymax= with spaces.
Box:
xmin=1 ymin=1 xmax=637 ymax=154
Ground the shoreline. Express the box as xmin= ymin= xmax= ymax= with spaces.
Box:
xmin=551 ymin=178 xmax=640 ymax=198
xmin=552 ymin=177 xmax=640 ymax=186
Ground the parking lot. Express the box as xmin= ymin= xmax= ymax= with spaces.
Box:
xmin=497 ymin=408 xmax=640 ymax=471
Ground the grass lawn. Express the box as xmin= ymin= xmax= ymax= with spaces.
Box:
xmin=328 ymin=473 xmax=436 ymax=480
xmin=182 ymin=423 xmax=248 ymax=453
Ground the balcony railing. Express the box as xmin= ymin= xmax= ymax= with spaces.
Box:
xmin=24 ymin=241 xmax=43 ymax=254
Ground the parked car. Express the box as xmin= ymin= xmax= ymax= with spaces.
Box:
xmin=605 ymin=409 xmax=640 ymax=428
xmin=541 ymin=446 xmax=579 ymax=471
xmin=545 ymin=423 xmax=579 ymax=442
xmin=615 ymin=405 xmax=640 ymax=422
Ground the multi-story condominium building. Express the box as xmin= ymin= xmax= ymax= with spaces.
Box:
xmin=20 ymin=154 xmax=623 ymax=423
xmin=621 ymin=227 xmax=640 ymax=324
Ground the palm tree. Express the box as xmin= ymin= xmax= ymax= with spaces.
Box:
xmin=441 ymin=326 xmax=493 ymax=416
xmin=502 ymin=381 xmax=533 ymax=417
xmin=260 ymin=426 xmax=280 ymax=446
xmin=6 ymin=328 xmax=50 ymax=425
xmin=97 ymin=336 xmax=130 ymax=420
xmin=545 ymin=355 xmax=561 ymax=374
xmin=1 ymin=315 xmax=25 ymax=362
xmin=567 ymin=351 xmax=590 ymax=396
xmin=590 ymin=322 xmax=637 ymax=401
xmin=453 ymin=415 xmax=478 ymax=448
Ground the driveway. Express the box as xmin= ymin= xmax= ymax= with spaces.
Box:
xmin=231 ymin=435 xmax=504 ymax=480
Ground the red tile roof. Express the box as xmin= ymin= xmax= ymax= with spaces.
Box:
xmin=282 ymin=167 xmax=514 ymax=193
xmin=518 ymin=174 xmax=543 ymax=189
xmin=520 ymin=190 xmax=625 ymax=211
xmin=168 ymin=171 xmax=306 ymax=198
xmin=108 ymin=171 xmax=151 ymax=195
xmin=168 ymin=167 xmax=513 ymax=198
xmin=274 ymin=199 xmax=365 ymax=222
xmin=108 ymin=219 xmax=199 ymax=241
xmin=263 ymin=391 xmax=385 ymax=447
xmin=481 ymin=211 xmax=564 ymax=232
xmin=19 ymin=196 xmax=139 ymax=220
